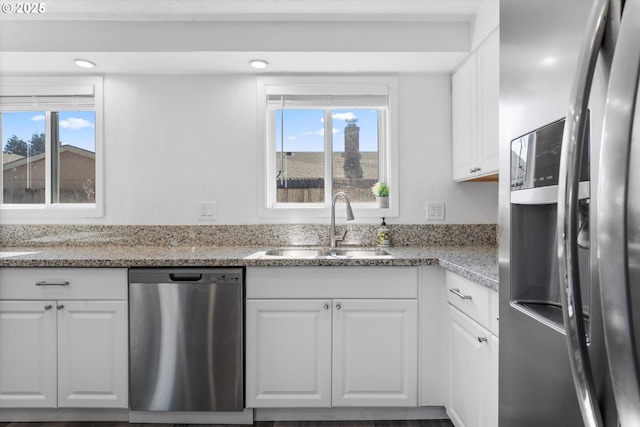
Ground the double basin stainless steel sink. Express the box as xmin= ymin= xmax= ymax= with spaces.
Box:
xmin=262 ymin=247 xmax=391 ymax=258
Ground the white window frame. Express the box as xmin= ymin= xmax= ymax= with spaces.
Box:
xmin=257 ymin=76 xmax=399 ymax=219
xmin=0 ymin=76 xmax=104 ymax=220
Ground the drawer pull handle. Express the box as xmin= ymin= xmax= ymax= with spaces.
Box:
xmin=450 ymin=288 xmax=472 ymax=300
xmin=57 ymin=305 xmax=64 ymax=310
xmin=478 ymin=336 xmax=488 ymax=343
xmin=44 ymin=305 xmax=53 ymax=310
xmin=36 ymin=281 xmax=70 ymax=286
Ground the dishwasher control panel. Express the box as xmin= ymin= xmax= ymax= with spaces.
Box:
xmin=203 ymin=272 xmax=242 ymax=284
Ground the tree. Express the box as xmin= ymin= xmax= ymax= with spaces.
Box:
xmin=4 ymin=135 xmax=27 ymax=156
xmin=28 ymin=133 xmax=45 ymax=156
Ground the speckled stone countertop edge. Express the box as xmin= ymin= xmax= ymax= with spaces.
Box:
xmin=0 ymin=245 xmax=499 ymax=291
xmin=437 ymin=259 xmax=499 ymax=291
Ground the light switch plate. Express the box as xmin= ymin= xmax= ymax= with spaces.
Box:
xmin=427 ymin=202 xmax=445 ymax=220
xmin=197 ymin=202 xmax=217 ymax=221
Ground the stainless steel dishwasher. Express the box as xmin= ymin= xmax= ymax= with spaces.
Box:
xmin=128 ymin=267 xmax=244 ymax=412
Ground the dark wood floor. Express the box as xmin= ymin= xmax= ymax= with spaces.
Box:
xmin=0 ymin=421 xmax=454 ymax=427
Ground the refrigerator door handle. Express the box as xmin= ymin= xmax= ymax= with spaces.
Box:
xmin=557 ymin=0 xmax=610 ymax=426
xmin=598 ymin=1 xmax=640 ymax=425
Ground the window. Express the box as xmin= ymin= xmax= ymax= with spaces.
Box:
xmin=0 ymin=77 xmax=103 ymax=218
xmin=258 ymin=77 xmax=398 ymax=218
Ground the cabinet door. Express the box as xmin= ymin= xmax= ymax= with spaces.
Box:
xmin=57 ymin=300 xmax=128 ymax=408
xmin=448 ymin=305 xmax=491 ymax=427
xmin=452 ymin=55 xmax=478 ymax=181
xmin=332 ymin=299 xmax=418 ymax=407
xmin=246 ymin=299 xmax=332 ymax=408
xmin=0 ymin=301 xmax=57 ymax=408
xmin=476 ymin=30 xmax=499 ymax=175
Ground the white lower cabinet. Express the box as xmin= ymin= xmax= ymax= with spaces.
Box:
xmin=447 ymin=305 xmax=495 ymax=427
xmin=332 ymin=299 xmax=417 ymax=407
xmin=246 ymin=299 xmax=332 ymax=407
xmin=245 ymin=266 xmax=418 ymax=409
xmin=0 ymin=268 xmax=128 ymax=409
xmin=0 ymin=300 xmax=58 ymax=408
xmin=57 ymin=300 xmax=128 ymax=408
xmin=445 ymin=271 xmax=498 ymax=427
xmin=247 ymin=298 xmax=417 ymax=408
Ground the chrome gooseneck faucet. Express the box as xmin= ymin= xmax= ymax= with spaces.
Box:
xmin=330 ymin=192 xmax=355 ymax=248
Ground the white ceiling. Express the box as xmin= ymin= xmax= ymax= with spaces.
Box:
xmin=0 ymin=0 xmax=489 ymax=75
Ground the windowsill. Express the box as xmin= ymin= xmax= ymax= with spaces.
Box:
xmin=258 ymin=203 xmax=399 ymax=219
xmin=0 ymin=204 xmax=104 ymax=219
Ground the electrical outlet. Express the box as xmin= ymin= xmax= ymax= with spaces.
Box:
xmin=197 ymin=202 xmax=217 ymax=221
xmin=427 ymin=202 xmax=445 ymax=220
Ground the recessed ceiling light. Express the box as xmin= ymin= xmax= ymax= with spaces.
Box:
xmin=74 ymin=59 xmax=96 ymax=69
xmin=249 ymin=59 xmax=269 ymax=69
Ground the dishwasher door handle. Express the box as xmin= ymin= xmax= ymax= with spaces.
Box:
xmin=169 ymin=273 xmax=203 ymax=281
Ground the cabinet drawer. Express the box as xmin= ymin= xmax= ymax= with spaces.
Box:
xmin=0 ymin=268 xmax=127 ymax=300
xmin=446 ymin=271 xmax=490 ymax=330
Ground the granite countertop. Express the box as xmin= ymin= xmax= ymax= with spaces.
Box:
xmin=0 ymin=245 xmax=499 ymax=291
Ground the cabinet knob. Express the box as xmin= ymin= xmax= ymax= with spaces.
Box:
xmin=56 ymin=304 xmax=64 ymax=310
xmin=324 ymin=303 xmax=330 ymax=310
xmin=477 ymin=336 xmax=488 ymax=343
xmin=44 ymin=305 xmax=53 ymax=310
xmin=336 ymin=303 xmax=342 ymax=310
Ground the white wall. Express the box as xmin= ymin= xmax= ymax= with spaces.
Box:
xmin=27 ymin=73 xmax=498 ymax=225
xmin=397 ymin=74 xmax=498 ymax=225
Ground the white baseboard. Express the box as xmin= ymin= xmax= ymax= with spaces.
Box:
xmin=0 ymin=408 xmax=128 ymax=422
xmin=254 ymin=406 xmax=448 ymax=421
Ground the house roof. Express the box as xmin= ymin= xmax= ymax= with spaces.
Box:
xmin=2 ymin=145 xmax=95 ymax=170
xmin=278 ymin=151 xmax=378 ymax=181
xmin=2 ymin=153 xmax=25 ymax=165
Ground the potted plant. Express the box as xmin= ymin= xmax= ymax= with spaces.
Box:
xmin=371 ymin=181 xmax=389 ymax=208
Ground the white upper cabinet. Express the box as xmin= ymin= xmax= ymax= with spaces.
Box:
xmin=452 ymin=29 xmax=499 ymax=182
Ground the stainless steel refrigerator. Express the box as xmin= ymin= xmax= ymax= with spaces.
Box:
xmin=499 ymin=0 xmax=640 ymax=425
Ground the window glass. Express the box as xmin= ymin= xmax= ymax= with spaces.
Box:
xmin=272 ymin=107 xmax=382 ymax=206
xmin=2 ymin=110 xmax=96 ymax=205
xmin=2 ymin=111 xmax=46 ymax=204
xmin=332 ymin=109 xmax=379 ymax=203
xmin=54 ymin=111 xmax=96 ymax=203
xmin=275 ymin=109 xmax=325 ymax=203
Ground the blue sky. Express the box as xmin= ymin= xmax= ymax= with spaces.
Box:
xmin=276 ymin=109 xmax=379 ymax=152
xmin=2 ymin=111 xmax=96 ymax=152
